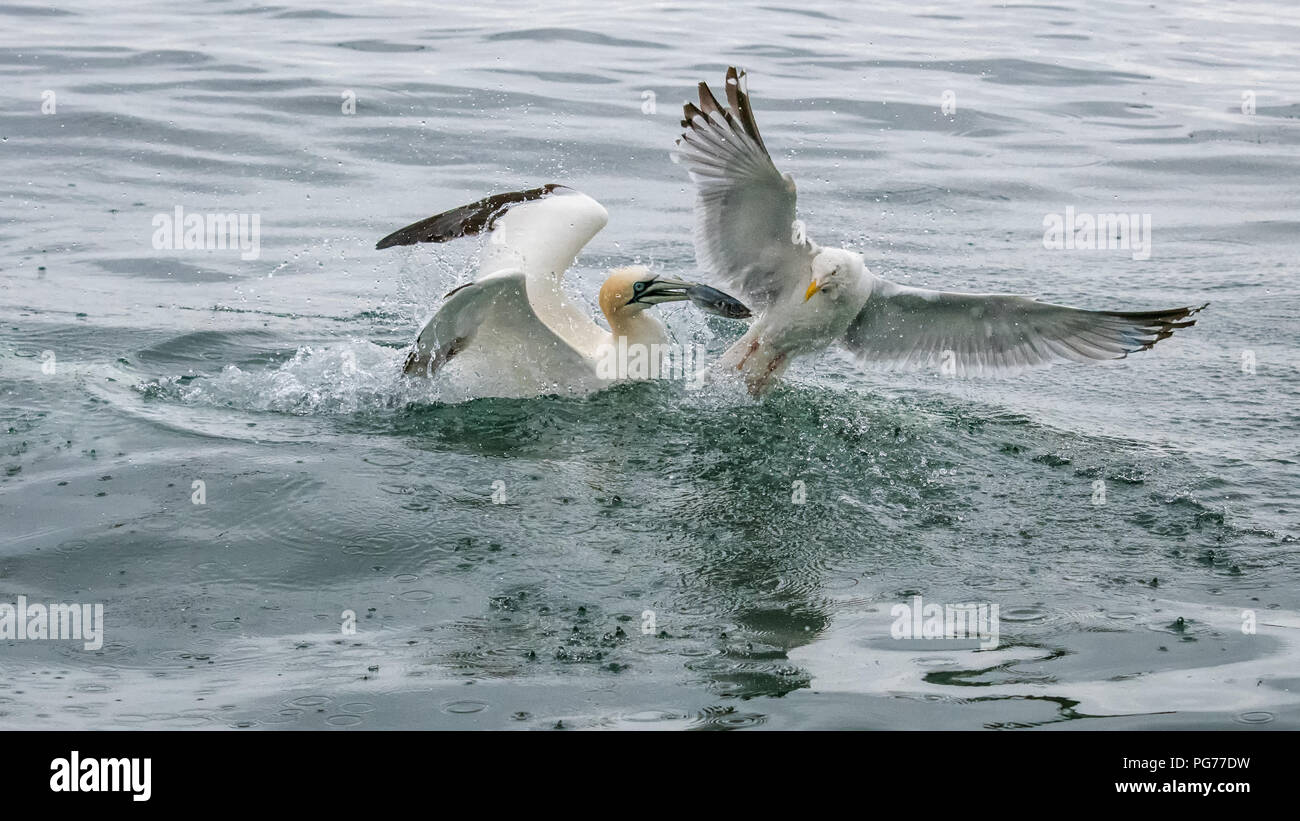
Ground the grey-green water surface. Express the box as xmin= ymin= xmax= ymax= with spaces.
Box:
xmin=1 ymin=0 xmax=1298 ymax=729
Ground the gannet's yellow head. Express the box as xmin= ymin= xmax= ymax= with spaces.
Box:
xmin=805 ymin=249 xmax=865 ymax=301
xmin=598 ymin=266 xmax=693 ymax=324
xmin=598 ymin=267 xmax=753 ymax=330
xmin=600 ymin=267 xmax=657 ymax=320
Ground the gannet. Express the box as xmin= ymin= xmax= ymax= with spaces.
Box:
xmin=675 ymin=68 xmax=1207 ymax=396
xmin=375 ymin=184 xmax=750 ymax=398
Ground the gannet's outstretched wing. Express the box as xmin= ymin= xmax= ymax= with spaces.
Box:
xmin=378 ymin=184 xmax=613 ymax=357
xmin=403 ymin=268 xmax=591 ymax=380
xmin=377 ymin=184 xmax=609 ymax=282
xmin=841 ymin=277 xmax=1207 ymax=377
xmin=675 ymin=67 xmax=817 ymax=309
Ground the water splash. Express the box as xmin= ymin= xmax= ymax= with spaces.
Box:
xmin=172 ymin=339 xmax=431 ymax=414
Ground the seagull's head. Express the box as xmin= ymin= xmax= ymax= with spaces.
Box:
xmin=805 ymin=249 xmax=865 ymax=302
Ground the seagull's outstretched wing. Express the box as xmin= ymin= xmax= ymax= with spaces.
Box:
xmin=403 ymin=268 xmax=591 ymax=380
xmin=676 ymin=67 xmax=817 ymax=308
xmin=377 ymin=184 xmax=609 ymax=282
xmin=842 ymin=277 xmax=1207 ymax=377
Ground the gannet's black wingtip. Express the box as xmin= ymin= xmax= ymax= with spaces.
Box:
xmin=376 ymin=183 xmax=566 ymax=249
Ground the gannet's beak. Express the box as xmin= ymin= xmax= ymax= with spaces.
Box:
xmin=630 ymin=277 xmax=693 ymax=305
xmin=804 ymin=280 xmax=822 ymax=301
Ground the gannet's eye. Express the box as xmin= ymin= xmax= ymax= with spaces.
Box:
xmin=633 ymin=281 xmax=648 ymax=293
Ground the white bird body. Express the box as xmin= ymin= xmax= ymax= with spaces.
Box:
xmin=435 ymin=272 xmax=678 ymax=399
xmin=718 ymin=250 xmax=872 ymax=389
xmin=676 ymin=68 xmax=1206 ymax=396
xmin=376 ymin=185 xmax=748 ymax=400
xmin=416 ymin=268 xmax=601 ymax=398
xmin=473 ymin=189 xmax=611 ymax=359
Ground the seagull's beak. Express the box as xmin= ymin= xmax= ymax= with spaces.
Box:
xmin=804 ymin=280 xmax=822 ymax=301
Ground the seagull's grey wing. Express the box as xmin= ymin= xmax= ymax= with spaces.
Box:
xmin=403 ymin=268 xmax=589 ymax=379
xmin=841 ymin=277 xmax=1207 ymax=377
xmin=675 ymin=67 xmax=817 ymax=309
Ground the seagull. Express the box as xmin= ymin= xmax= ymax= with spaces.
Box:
xmin=375 ymin=184 xmax=750 ymax=399
xmin=675 ymin=67 xmax=1207 ymax=396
